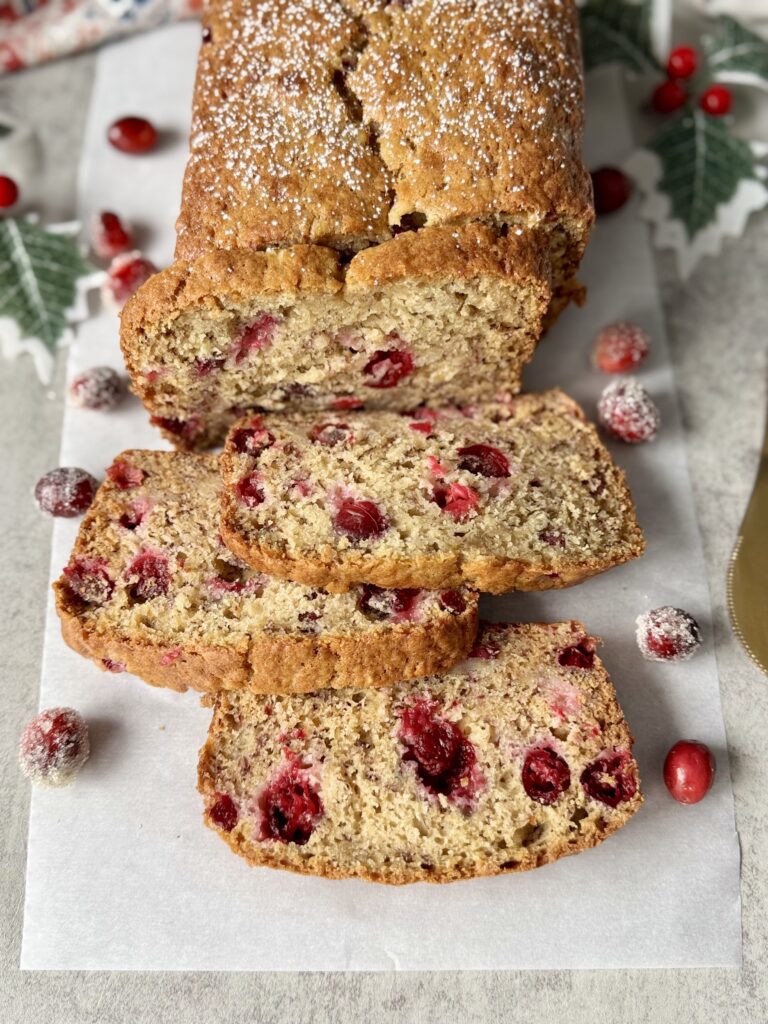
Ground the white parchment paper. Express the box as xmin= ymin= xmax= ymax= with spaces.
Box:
xmin=20 ymin=25 xmax=742 ymax=970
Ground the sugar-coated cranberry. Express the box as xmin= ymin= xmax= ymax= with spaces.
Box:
xmin=107 ymin=459 xmax=146 ymax=490
xmin=700 ymin=84 xmax=732 ymax=116
xmin=18 ymin=707 xmax=89 ymax=787
xmin=438 ymin=590 xmax=467 ymax=615
xmin=457 ymin=443 xmax=510 ymax=479
xmin=399 ymin=699 xmax=484 ymax=809
xmin=558 ymin=640 xmax=595 ymax=669
xmin=259 ymin=767 xmax=323 ymax=844
xmin=334 ymin=498 xmax=388 ymax=540
xmin=90 ymin=211 xmax=133 ymax=260
xmin=522 ymin=747 xmax=571 ymax=805
xmin=308 ymin=422 xmax=352 ymax=446
xmin=34 ymin=467 xmax=98 ymax=517
xmin=358 ymin=584 xmax=421 ymax=620
xmin=231 ymin=313 xmax=279 ymax=363
xmin=107 ymin=116 xmax=158 ymax=154
xmin=652 ymin=79 xmax=688 ymax=114
xmin=102 ymin=251 xmax=157 ymax=309
xmin=236 ymin=472 xmax=266 ymax=508
xmin=593 ymin=321 xmax=651 ymax=374
xmin=363 ymin=348 xmax=414 ymax=388
xmin=0 ymin=174 xmax=19 ymax=208
xmin=664 ymin=740 xmax=715 ymax=804
xmin=102 ymin=658 xmax=126 ymax=673
xmin=63 ymin=557 xmax=114 ymax=604
xmin=126 ymin=549 xmax=171 ymax=602
xmin=591 ymin=166 xmax=632 ymax=215
xmin=69 ymin=366 xmax=124 ymax=410
xmin=581 ymin=750 xmax=638 ymax=807
xmin=635 ymin=606 xmax=702 ymax=661
xmin=331 ymin=396 xmax=364 ymax=411
xmin=597 ymin=378 xmax=660 ymax=443
xmin=230 ymin=423 xmax=275 ymax=457
xmin=433 ymin=482 xmax=480 ymax=522
xmin=667 ymin=45 xmax=698 ymax=79
xmin=209 ymin=793 xmax=238 ymax=831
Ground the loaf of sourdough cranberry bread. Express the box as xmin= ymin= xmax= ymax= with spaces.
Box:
xmin=198 ymin=621 xmax=642 ymax=883
xmin=54 ymin=451 xmax=478 ymax=694
xmin=119 ymin=0 xmax=593 ymax=450
xmin=219 ymin=390 xmax=644 ymax=594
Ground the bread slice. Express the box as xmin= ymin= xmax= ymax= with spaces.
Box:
xmin=198 ymin=621 xmax=642 ymax=884
xmin=219 ymin=390 xmax=644 ymax=594
xmin=54 ymin=451 xmax=478 ymax=695
xmin=120 ymin=225 xmax=551 ymax=451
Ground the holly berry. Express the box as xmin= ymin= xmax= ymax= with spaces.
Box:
xmin=700 ymin=85 xmax=732 ymax=117
xmin=107 ymin=116 xmax=158 ymax=154
xmin=0 ymin=174 xmax=19 ymax=208
xmin=652 ymin=80 xmax=688 ymax=114
xmin=664 ymin=740 xmax=715 ymax=804
xmin=591 ymin=167 xmax=632 ymax=215
xmin=667 ymin=46 xmax=698 ymax=80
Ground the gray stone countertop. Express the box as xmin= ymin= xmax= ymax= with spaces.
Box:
xmin=1 ymin=51 xmax=767 ymax=1024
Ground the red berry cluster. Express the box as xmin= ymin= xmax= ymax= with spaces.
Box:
xmin=651 ymin=45 xmax=732 ymax=117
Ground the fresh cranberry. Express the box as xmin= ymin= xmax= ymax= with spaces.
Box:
xmin=667 ymin=45 xmax=698 ymax=79
xmin=230 ymin=423 xmax=275 ymax=457
xmin=652 ymin=79 xmax=688 ymax=113
xmin=457 ymin=443 xmax=510 ymax=479
xmin=591 ymin=167 xmax=632 ymax=215
xmin=664 ymin=740 xmax=715 ymax=804
xmin=558 ymin=641 xmax=595 ymax=669
xmin=597 ymin=379 xmax=660 ymax=443
xmin=235 ymin=472 xmax=266 ymax=508
xmin=409 ymin=421 xmax=433 ymax=435
xmin=308 ymin=422 xmax=352 ymax=446
xmin=522 ymin=747 xmax=571 ymax=805
xmin=399 ymin=699 xmax=484 ymax=808
xmin=635 ymin=606 xmax=702 ymax=661
xmin=118 ymin=500 xmax=149 ymax=531
xmin=125 ymin=550 xmax=171 ymax=602
xmin=438 ymin=590 xmax=467 ymax=615
xmin=149 ymin=415 xmax=202 ymax=445
xmin=18 ymin=707 xmax=89 ymax=787
xmin=700 ymin=84 xmax=732 ymax=116
xmin=469 ymin=622 xmax=504 ymax=660
xmin=231 ymin=313 xmax=279 ymax=363
xmin=102 ymin=251 xmax=157 ymax=309
xmin=581 ymin=750 xmax=638 ymax=807
xmin=102 ymin=658 xmax=126 ymax=673
xmin=363 ymin=349 xmax=414 ymax=388
xmin=259 ymin=767 xmax=323 ymax=845
xmin=209 ymin=793 xmax=238 ymax=831
xmin=107 ymin=116 xmax=158 ymax=154
xmin=107 ymin=459 xmax=145 ymax=490
xmin=69 ymin=366 xmax=124 ymax=410
xmin=195 ymin=356 xmax=225 ymax=376
xmin=63 ymin=557 xmax=114 ymax=604
xmin=592 ymin=321 xmax=651 ymax=374
xmin=334 ymin=498 xmax=388 ymax=540
xmin=358 ymin=585 xmax=420 ymax=620
xmin=34 ymin=467 xmax=98 ymax=517
xmin=0 ymin=174 xmax=19 ymax=208
xmin=539 ymin=528 xmax=565 ymax=548
xmin=90 ymin=211 xmax=133 ymax=260
xmin=433 ymin=482 xmax=480 ymax=522
xmin=331 ymin=396 xmax=364 ymax=411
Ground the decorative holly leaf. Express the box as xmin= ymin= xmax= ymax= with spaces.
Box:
xmin=704 ymin=16 xmax=768 ymax=91
xmin=580 ymin=0 xmax=663 ymax=75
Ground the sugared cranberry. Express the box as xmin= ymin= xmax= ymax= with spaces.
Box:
xmin=664 ymin=740 xmax=715 ymax=804
xmin=433 ymin=482 xmax=480 ymax=522
xmin=593 ymin=321 xmax=651 ymax=374
xmin=700 ymin=84 xmax=732 ymax=116
xmin=236 ymin=472 xmax=266 ymax=508
xmin=457 ymin=443 xmax=510 ymax=478
xmin=591 ymin=166 xmax=632 ymax=215
xmin=125 ymin=549 xmax=171 ymax=602
xmin=231 ymin=313 xmax=279 ymax=363
xmin=522 ymin=747 xmax=571 ymax=805
xmin=34 ymin=467 xmax=98 ymax=517
xmin=331 ymin=396 xmax=364 ymax=411
xmin=667 ymin=45 xmax=698 ymax=79
xmin=334 ymin=498 xmax=388 ymax=540
xmin=63 ymin=557 xmax=114 ymax=604
xmin=399 ymin=699 xmax=484 ymax=809
xmin=635 ymin=606 xmax=702 ymax=661
xmin=358 ymin=585 xmax=420 ymax=620
xmin=107 ymin=459 xmax=145 ymax=490
xmin=652 ymin=79 xmax=688 ymax=113
xmin=363 ymin=348 xmax=414 ymax=388
xmin=69 ymin=366 xmax=124 ymax=410
xmin=259 ymin=767 xmax=323 ymax=845
xmin=308 ymin=422 xmax=352 ymax=446
xmin=581 ymin=750 xmax=638 ymax=807
xmin=0 ymin=174 xmax=19 ymax=208
xmin=149 ymin=415 xmax=202 ymax=444
xmin=90 ymin=211 xmax=133 ymax=260
xmin=102 ymin=658 xmax=126 ymax=673
xmin=230 ymin=423 xmax=275 ymax=457
xmin=18 ymin=707 xmax=89 ymax=787
xmin=438 ymin=590 xmax=467 ymax=615
xmin=107 ymin=116 xmax=158 ymax=154
xmin=558 ymin=641 xmax=595 ymax=669
xmin=209 ymin=793 xmax=238 ymax=831
xmin=597 ymin=379 xmax=660 ymax=443
xmin=102 ymin=251 xmax=157 ymax=309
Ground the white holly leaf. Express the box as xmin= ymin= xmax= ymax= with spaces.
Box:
xmin=705 ymin=16 xmax=768 ymax=91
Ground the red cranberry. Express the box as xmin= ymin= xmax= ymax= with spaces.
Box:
xmin=558 ymin=641 xmax=595 ymax=669
xmin=259 ymin=767 xmax=323 ymax=845
xmin=118 ymin=500 xmax=149 ymax=531
xmin=522 ymin=747 xmax=571 ymax=805
xmin=308 ymin=422 xmax=352 ymax=446
xmin=102 ymin=251 xmax=157 ymax=309
xmin=331 ymin=396 xmax=364 ymax=411
xmin=469 ymin=622 xmax=504 ymax=660
xmin=69 ymin=366 xmax=124 ymax=410
xmin=358 ymin=585 xmax=420 ymax=620
xmin=107 ymin=116 xmax=158 ymax=154
xmin=700 ymin=84 xmax=732 ymax=116
xmin=149 ymin=415 xmax=202 ymax=444
xmin=667 ymin=45 xmax=698 ymax=79
xmin=409 ymin=421 xmax=433 ymax=435
xmin=334 ymin=498 xmax=388 ymax=540
xmin=664 ymin=740 xmax=715 ymax=804
xmin=231 ymin=313 xmax=279 ymax=363
xmin=438 ymin=590 xmax=467 ymax=615
xmin=63 ymin=557 xmax=114 ymax=604
xmin=230 ymin=423 xmax=275 ymax=457
xmin=18 ymin=707 xmax=89 ymax=787
xmin=539 ymin=528 xmax=565 ymax=548
xmin=90 ymin=211 xmax=133 ymax=260
xmin=195 ymin=356 xmax=225 ymax=376
xmin=581 ymin=750 xmax=638 ymax=807
xmin=107 ymin=459 xmax=145 ymax=490
xmin=457 ymin=443 xmax=510 ymax=478
xmin=34 ymin=467 xmax=98 ymax=517
xmin=399 ymin=699 xmax=484 ymax=808
xmin=236 ymin=472 xmax=266 ymax=508
xmin=652 ymin=80 xmax=688 ymax=113
xmin=126 ymin=550 xmax=171 ymax=602
xmin=635 ymin=606 xmax=702 ymax=661
xmin=433 ymin=482 xmax=479 ymax=522
xmin=209 ymin=793 xmax=238 ymax=831
xmin=591 ymin=167 xmax=632 ymax=215
xmin=598 ymin=379 xmax=660 ymax=443
xmin=102 ymin=658 xmax=126 ymax=673
xmin=0 ymin=174 xmax=19 ymax=208
xmin=363 ymin=348 xmax=414 ymax=388
xmin=593 ymin=321 xmax=651 ymax=374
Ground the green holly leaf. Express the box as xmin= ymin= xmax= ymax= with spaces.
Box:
xmin=704 ymin=16 xmax=768 ymax=90
xmin=580 ymin=0 xmax=662 ymax=75
xmin=0 ymin=124 xmax=11 ymax=139
xmin=0 ymin=220 xmax=93 ymax=352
